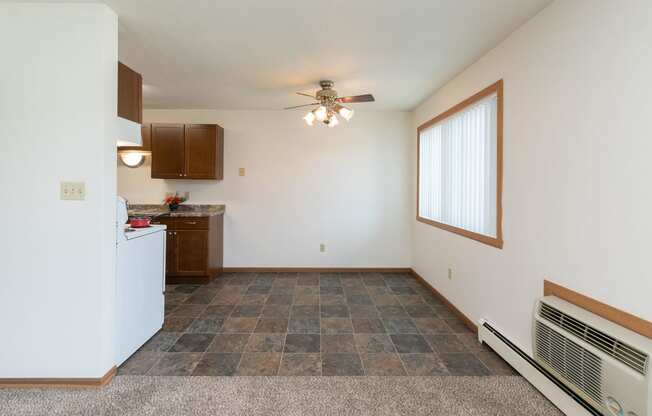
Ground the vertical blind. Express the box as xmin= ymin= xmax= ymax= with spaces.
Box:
xmin=418 ymin=93 xmax=498 ymax=238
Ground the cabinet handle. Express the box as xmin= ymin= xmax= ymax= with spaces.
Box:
xmin=184 ymin=221 xmax=197 ymax=225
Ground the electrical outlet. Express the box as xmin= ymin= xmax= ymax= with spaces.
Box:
xmin=183 ymin=191 xmax=190 ymax=201
xmin=239 ymin=167 xmax=245 ymax=176
xmin=447 ymin=268 xmax=453 ymax=280
xmin=320 ymin=243 xmax=326 ymax=253
xmin=60 ymin=181 xmax=86 ymax=200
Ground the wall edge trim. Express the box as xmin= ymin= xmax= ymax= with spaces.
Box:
xmin=0 ymin=366 xmax=117 ymax=389
xmin=409 ymin=268 xmax=478 ymax=333
xmin=222 ymin=267 xmax=412 ymax=273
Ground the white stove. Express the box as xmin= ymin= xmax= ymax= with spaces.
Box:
xmin=115 ymin=196 xmax=166 ymax=365
xmin=121 ymin=224 xmax=167 ymax=240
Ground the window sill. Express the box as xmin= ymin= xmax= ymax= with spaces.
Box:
xmin=416 ymin=216 xmax=503 ymax=249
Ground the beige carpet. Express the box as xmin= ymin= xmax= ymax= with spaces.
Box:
xmin=0 ymin=375 xmax=562 ymax=416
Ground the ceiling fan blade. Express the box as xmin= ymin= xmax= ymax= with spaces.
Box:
xmin=296 ymin=92 xmax=317 ymax=99
xmin=337 ymin=94 xmax=375 ymax=103
xmin=284 ymin=102 xmax=320 ymax=110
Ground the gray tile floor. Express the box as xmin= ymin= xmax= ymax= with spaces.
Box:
xmin=119 ymin=272 xmax=517 ymax=377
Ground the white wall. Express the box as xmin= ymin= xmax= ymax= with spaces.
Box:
xmin=118 ymin=110 xmax=412 ymax=268
xmin=0 ymin=3 xmax=117 ymax=377
xmin=412 ymin=0 xmax=652 ymax=352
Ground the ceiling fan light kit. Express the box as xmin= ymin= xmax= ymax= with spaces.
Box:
xmin=337 ymin=106 xmax=354 ymax=121
xmin=285 ymin=80 xmax=374 ymax=127
xmin=314 ymin=105 xmax=328 ymax=121
xmin=303 ymin=111 xmax=316 ymax=126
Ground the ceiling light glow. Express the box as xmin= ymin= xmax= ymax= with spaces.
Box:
xmin=303 ymin=111 xmax=315 ymax=126
xmin=120 ymin=152 xmax=146 ymax=168
xmin=338 ymin=106 xmax=354 ymax=121
xmin=314 ymin=106 xmax=327 ymax=121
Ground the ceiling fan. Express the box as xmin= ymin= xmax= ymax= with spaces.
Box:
xmin=284 ymin=80 xmax=375 ymax=127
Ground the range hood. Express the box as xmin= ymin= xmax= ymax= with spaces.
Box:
xmin=116 ymin=116 xmax=142 ymax=147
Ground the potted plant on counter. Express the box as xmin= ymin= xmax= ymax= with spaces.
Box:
xmin=164 ymin=193 xmax=186 ymax=212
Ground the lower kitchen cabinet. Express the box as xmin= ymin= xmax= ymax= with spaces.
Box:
xmin=155 ymin=215 xmax=223 ymax=284
xmin=165 ymin=230 xmax=177 ymax=275
xmin=176 ymin=230 xmax=208 ymax=274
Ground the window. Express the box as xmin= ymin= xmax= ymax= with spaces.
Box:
xmin=417 ymin=80 xmax=503 ymax=248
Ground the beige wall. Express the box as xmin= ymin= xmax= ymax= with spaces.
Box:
xmin=119 ymin=110 xmax=412 ymax=268
xmin=411 ymin=0 xmax=652 ymax=352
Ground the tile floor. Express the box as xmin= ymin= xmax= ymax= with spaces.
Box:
xmin=119 ymin=272 xmax=517 ymax=377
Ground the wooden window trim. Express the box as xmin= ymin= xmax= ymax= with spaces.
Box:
xmin=416 ymin=80 xmax=504 ymax=249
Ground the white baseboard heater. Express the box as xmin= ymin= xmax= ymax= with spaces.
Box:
xmin=479 ymin=296 xmax=652 ymax=416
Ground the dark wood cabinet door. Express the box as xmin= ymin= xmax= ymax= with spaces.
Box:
xmin=165 ymin=231 xmax=177 ymax=274
xmin=184 ymin=124 xmax=217 ymax=179
xmin=117 ymin=62 xmax=142 ymax=124
xmin=215 ymin=126 xmax=224 ymax=180
xmin=176 ymin=230 xmax=209 ymax=274
xmin=151 ymin=124 xmax=185 ymax=179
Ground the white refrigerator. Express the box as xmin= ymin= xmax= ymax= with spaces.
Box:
xmin=115 ymin=197 xmax=166 ymax=365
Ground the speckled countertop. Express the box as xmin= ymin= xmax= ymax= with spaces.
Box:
xmin=128 ymin=204 xmax=225 ymax=218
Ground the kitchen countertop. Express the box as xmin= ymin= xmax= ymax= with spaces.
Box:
xmin=128 ymin=204 xmax=225 ymax=218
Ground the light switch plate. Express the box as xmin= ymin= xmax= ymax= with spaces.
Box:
xmin=60 ymin=181 xmax=86 ymax=200
xmin=239 ymin=167 xmax=245 ymax=176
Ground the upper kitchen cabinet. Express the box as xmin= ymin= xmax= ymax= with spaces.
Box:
xmin=117 ymin=62 xmax=142 ymax=124
xmin=185 ymin=124 xmax=224 ymax=179
xmin=117 ymin=62 xmax=145 ymax=151
xmin=151 ymin=124 xmax=185 ymax=178
xmin=151 ymin=123 xmax=224 ymax=180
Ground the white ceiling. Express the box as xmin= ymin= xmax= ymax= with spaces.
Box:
xmin=103 ymin=0 xmax=551 ymax=110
